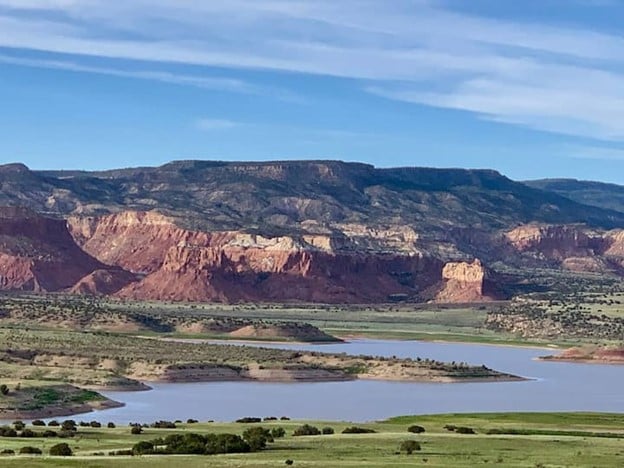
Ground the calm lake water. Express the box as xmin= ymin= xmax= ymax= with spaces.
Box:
xmin=82 ymin=339 xmax=624 ymax=423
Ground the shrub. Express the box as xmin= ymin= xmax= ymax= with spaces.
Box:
xmin=13 ymin=421 xmax=25 ymax=431
xmin=132 ymin=440 xmax=155 ymax=455
xmin=341 ymin=426 xmax=376 ymax=434
xmin=280 ymin=417 xmax=290 ymax=421
xmin=42 ymin=430 xmax=58 ymax=438
xmin=243 ymin=427 xmax=274 ymax=451
xmin=400 ymin=440 xmax=421 ymax=454
xmin=236 ymin=417 xmax=262 ymax=423
xmin=0 ymin=449 xmax=14 ymax=455
xmin=130 ymin=426 xmax=143 ymax=435
xmin=61 ymin=420 xmax=77 ymax=431
xmin=271 ymin=427 xmax=286 ymax=438
xmin=58 ymin=430 xmax=76 ymax=438
xmin=32 ymin=420 xmax=45 ymax=426
xmin=151 ymin=420 xmax=176 ymax=429
xmin=19 ymin=446 xmax=42 ymax=455
xmin=48 ymin=420 xmax=60 ymax=427
xmin=0 ymin=426 xmax=17 ymax=437
xmin=322 ymin=427 xmax=335 ymax=435
xmin=90 ymin=421 xmax=102 ymax=428
xmin=444 ymin=424 xmax=457 ymax=432
xmin=20 ymin=429 xmax=36 ymax=438
xmin=293 ymin=424 xmax=321 ymax=436
xmin=407 ymin=425 xmax=425 ymax=434
xmin=109 ymin=449 xmax=134 ymax=456
xmin=107 ymin=422 xmax=116 ymax=428
xmin=285 ymin=460 xmax=294 ymax=466
xmin=186 ymin=419 xmax=198 ymax=424
xmin=49 ymin=443 xmax=73 ymax=456
xmin=0 ymin=384 xmax=9 ymax=395
xmin=455 ymin=426 xmax=476 ymax=434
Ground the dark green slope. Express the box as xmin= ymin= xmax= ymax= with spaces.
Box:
xmin=525 ymin=178 xmax=624 ymax=215
xmin=2 ymin=160 xmax=624 ymax=232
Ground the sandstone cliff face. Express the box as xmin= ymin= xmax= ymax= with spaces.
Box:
xmin=66 ymin=210 xmax=481 ymax=303
xmin=434 ymin=259 xmax=492 ymax=303
xmin=505 ymin=225 xmax=600 ymax=260
xmin=0 ymin=207 xmax=129 ymax=292
xmin=505 ymin=224 xmax=624 ymax=274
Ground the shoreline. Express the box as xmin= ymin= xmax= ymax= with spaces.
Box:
xmin=335 ymin=333 xmax=560 ymax=351
xmin=538 ymin=356 xmax=624 ymax=366
xmin=154 ymin=336 xmax=338 ymax=346
xmin=0 ymin=398 xmax=124 ymax=421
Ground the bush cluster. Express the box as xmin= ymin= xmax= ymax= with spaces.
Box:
xmin=341 ymin=426 xmax=376 ymax=434
xmin=132 ymin=432 xmax=257 ymax=456
xmin=444 ymin=425 xmax=475 ymax=434
xmin=236 ymin=417 xmax=262 ymax=423
xmin=293 ymin=424 xmax=321 ymax=436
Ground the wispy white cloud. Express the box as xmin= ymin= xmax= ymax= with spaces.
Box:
xmin=1 ymin=0 xmax=624 ymax=140
xmin=0 ymin=54 xmax=252 ymax=92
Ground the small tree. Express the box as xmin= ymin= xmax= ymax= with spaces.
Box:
xmin=61 ymin=420 xmax=77 ymax=431
xmin=400 ymin=440 xmax=421 ymax=454
xmin=49 ymin=443 xmax=73 ymax=456
xmin=0 ymin=384 xmax=9 ymax=395
xmin=107 ymin=422 xmax=116 ymax=428
xmin=243 ymin=427 xmax=273 ymax=451
xmin=271 ymin=427 xmax=286 ymax=438
xmin=322 ymin=427 xmax=334 ymax=435
xmin=132 ymin=440 xmax=154 ymax=455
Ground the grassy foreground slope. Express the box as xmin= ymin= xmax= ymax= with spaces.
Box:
xmin=0 ymin=413 xmax=622 ymax=467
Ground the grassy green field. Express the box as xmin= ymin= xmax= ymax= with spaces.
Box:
xmin=0 ymin=413 xmax=622 ymax=467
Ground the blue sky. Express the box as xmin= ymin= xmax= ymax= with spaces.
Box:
xmin=0 ymin=0 xmax=623 ymax=183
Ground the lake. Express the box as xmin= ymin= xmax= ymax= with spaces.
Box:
xmin=84 ymin=339 xmax=624 ymax=423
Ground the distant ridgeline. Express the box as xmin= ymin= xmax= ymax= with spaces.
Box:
xmin=0 ymin=160 xmax=623 ymax=303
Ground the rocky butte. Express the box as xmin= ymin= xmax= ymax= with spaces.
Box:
xmin=0 ymin=160 xmax=623 ymax=303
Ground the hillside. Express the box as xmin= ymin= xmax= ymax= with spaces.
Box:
xmin=5 ymin=160 xmax=624 ymax=232
xmin=0 ymin=160 xmax=623 ymax=303
xmin=525 ymin=179 xmax=624 ymax=214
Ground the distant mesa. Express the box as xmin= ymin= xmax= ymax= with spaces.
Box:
xmin=0 ymin=159 xmax=622 ymax=303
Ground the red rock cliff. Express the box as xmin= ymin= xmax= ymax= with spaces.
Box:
xmin=67 ymin=210 xmax=493 ymax=303
xmin=0 ymin=207 xmax=132 ymax=292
